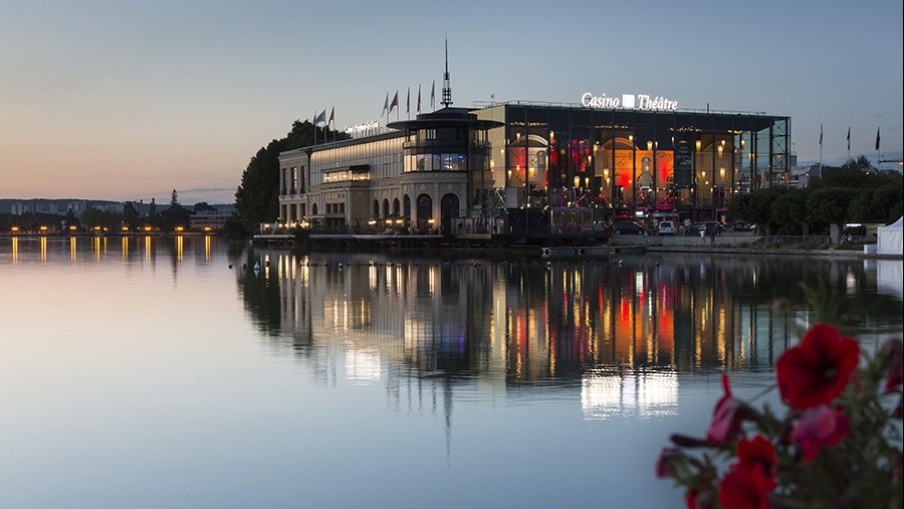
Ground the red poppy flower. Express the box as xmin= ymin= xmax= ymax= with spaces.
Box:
xmin=790 ymin=405 xmax=850 ymax=463
xmin=775 ymin=324 xmax=859 ymax=409
xmin=736 ymin=435 xmax=777 ymax=479
xmin=717 ymin=463 xmax=776 ymax=509
xmin=707 ymin=374 xmax=753 ymax=444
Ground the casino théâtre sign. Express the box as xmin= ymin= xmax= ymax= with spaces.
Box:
xmin=581 ymin=93 xmax=678 ymax=111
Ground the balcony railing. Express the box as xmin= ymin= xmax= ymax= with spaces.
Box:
xmin=402 ymin=139 xmax=491 ymax=151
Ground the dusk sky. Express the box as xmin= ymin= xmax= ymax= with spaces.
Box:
xmin=2 ymin=0 xmax=902 ymax=204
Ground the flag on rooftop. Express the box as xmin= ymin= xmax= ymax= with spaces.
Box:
xmin=430 ymin=81 xmax=435 ymax=109
xmin=819 ymin=124 xmax=823 ymax=147
xmin=417 ymin=85 xmax=421 ymax=114
xmin=876 ymin=127 xmax=881 ymax=151
xmin=847 ymin=127 xmax=850 ymax=151
xmin=328 ymin=107 xmax=334 ymax=125
xmin=382 ymin=93 xmax=389 ymax=118
xmin=389 ymin=91 xmax=399 ymax=114
xmin=314 ymin=109 xmax=326 ymax=126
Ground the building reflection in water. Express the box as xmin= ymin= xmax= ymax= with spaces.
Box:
xmin=238 ymin=252 xmax=901 ymax=414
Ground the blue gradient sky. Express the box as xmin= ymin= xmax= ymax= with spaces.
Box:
xmin=2 ymin=0 xmax=902 ymax=204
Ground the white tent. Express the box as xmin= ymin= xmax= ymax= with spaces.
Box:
xmin=877 ymin=216 xmax=904 ymax=256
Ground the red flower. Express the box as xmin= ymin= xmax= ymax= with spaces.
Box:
xmin=790 ymin=405 xmax=850 ymax=463
xmin=685 ymin=488 xmax=715 ymax=509
xmin=718 ymin=463 xmax=776 ymax=509
xmin=776 ymin=323 xmax=859 ymax=409
xmin=736 ymin=435 xmax=777 ymax=479
xmin=654 ymin=447 xmax=682 ymax=479
xmin=685 ymin=489 xmax=700 ymax=509
xmin=707 ymin=374 xmax=753 ymax=444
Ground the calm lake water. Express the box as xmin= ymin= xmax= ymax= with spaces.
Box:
xmin=1 ymin=236 xmax=901 ymax=509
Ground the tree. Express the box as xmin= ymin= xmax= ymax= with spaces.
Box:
xmin=234 ymin=119 xmax=349 ymax=234
xmin=193 ymin=202 xmax=216 ymax=213
xmin=80 ymin=207 xmax=124 ymax=231
xmin=810 ymin=159 xmax=872 ymax=190
xmin=223 ymin=211 xmax=250 ymax=241
xmin=123 ymin=201 xmax=139 ymax=229
xmin=771 ymin=188 xmax=811 ymax=235
xmin=64 ymin=210 xmax=81 ymax=231
xmin=162 ymin=191 xmax=191 ymax=232
xmin=737 ymin=186 xmax=788 ymax=235
xmin=807 ymin=187 xmax=857 ymax=239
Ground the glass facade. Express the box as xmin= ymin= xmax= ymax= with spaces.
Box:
xmin=475 ymin=104 xmax=790 ymax=224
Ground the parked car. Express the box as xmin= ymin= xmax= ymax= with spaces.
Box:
xmin=611 ymin=221 xmax=648 ymax=235
xmin=692 ymin=221 xmax=723 ymax=235
xmin=731 ymin=221 xmax=753 ymax=232
xmin=657 ymin=220 xmax=677 ymax=235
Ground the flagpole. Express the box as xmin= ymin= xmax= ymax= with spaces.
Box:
xmin=818 ymin=124 xmax=823 ymax=178
xmin=876 ymin=127 xmax=881 ymax=169
xmin=846 ymin=127 xmax=851 ymax=161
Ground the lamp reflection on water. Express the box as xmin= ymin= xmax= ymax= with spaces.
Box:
xmin=176 ymin=236 xmax=184 ymax=262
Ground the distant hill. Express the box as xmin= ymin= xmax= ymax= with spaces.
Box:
xmin=797 ymin=151 xmax=903 ymax=169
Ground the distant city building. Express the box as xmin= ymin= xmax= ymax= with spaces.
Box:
xmin=190 ymin=210 xmax=231 ymax=231
xmin=10 ymin=202 xmax=33 ymax=215
xmin=67 ymin=200 xmax=88 ymax=215
xmin=789 ymin=163 xmax=821 ymax=188
xmin=91 ymin=202 xmax=124 ymax=213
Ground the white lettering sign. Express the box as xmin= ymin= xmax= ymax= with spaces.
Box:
xmin=344 ymin=121 xmax=382 ymax=138
xmin=581 ymin=92 xmax=678 ymax=111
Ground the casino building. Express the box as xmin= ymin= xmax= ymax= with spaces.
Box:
xmin=277 ymin=70 xmax=790 ymax=238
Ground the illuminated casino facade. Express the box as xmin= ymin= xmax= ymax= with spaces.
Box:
xmin=277 ymin=91 xmax=790 ymax=236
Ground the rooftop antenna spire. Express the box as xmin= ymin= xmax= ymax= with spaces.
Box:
xmin=441 ymin=37 xmax=452 ymax=108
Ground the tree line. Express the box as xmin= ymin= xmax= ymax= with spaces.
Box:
xmin=728 ymin=156 xmax=903 ymax=236
xmin=0 ymin=190 xmax=218 ymax=233
xmin=229 ymin=120 xmax=348 ymax=238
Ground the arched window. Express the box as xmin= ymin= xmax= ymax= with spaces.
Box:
xmin=416 ymin=194 xmax=433 ymax=231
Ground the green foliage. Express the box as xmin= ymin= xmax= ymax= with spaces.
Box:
xmin=807 ymin=187 xmax=856 ymax=224
xmin=771 ymin=188 xmax=810 ymax=235
xmin=731 ymin=157 xmax=902 ymax=234
xmin=80 ymin=207 xmax=125 ymax=230
xmin=234 ymin=119 xmax=349 ymax=231
xmin=193 ymin=201 xmax=216 ymax=213
xmin=123 ymin=202 xmax=139 ymax=229
xmin=744 ymin=186 xmax=788 ymax=235
xmin=222 ymin=211 xmax=250 ymax=241
xmin=811 ymin=159 xmax=872 ymax=190
xmin=0 ymin=212 xmax=65 ymax=232
xmin=161 ymin=203 xmax=191 ymax=231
